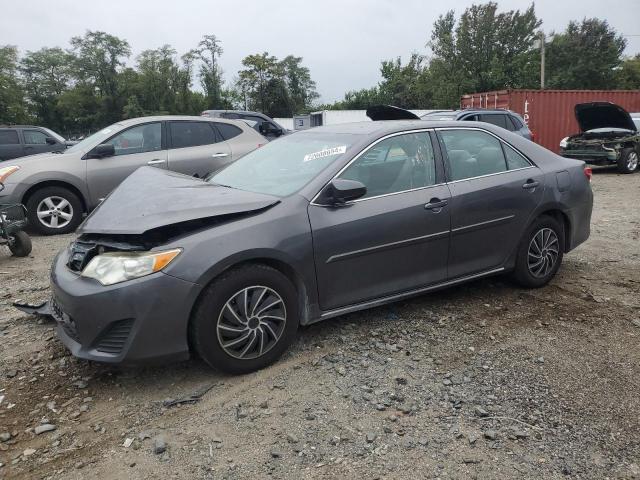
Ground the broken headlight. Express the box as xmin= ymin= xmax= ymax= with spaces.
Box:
xmin=559 ymin=137 xmax=569 ymax=149
xmin=81 ymin=249 xmax=181 ymax=285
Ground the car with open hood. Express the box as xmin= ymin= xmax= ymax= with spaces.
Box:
xmin=0 ymin=116 xmax=265 ymax=234
xmin=559 ymin=102 xmax=640 ymax=174
xmin=42 ymin=119 xmax=593 ymax=374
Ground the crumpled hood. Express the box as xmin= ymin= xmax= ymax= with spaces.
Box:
xmin=366 ymin=105 xmax=421 ymax=121
xmin=79 ymin=166 xmax=280 ymax=235
xmin=575 ymin=102 xmax=637 ymax=132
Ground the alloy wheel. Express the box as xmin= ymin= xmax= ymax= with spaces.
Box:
xmin=36 ymin=196 xmax=74 ymax=229
xmin=627 ymin=151 xmax=639 ymax=171
xmin=527 ymin=227 xmax=559 ymax=278
xmin=216 ymin=286 xmax=287 ymax=360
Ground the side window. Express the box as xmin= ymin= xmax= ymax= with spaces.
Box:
xmin=0 ymin=130 xmax=19 ymax=145
xmin=215 ymin=123 xmax=242 ymax=141
xmin=338 ymin=131 xmax=436 ymax=199
xmin=509 ymin=115 xmax=524 ymax=130
xmin=170 ymin=122 xmax=218 ymax=148
xmin=461 ymin=115 xmax=479 ymax=122
xmin=105 ymin=123 xmax=162 ymax=156
xmin=503 ymin=143 xmax=531 ymax=170
xmin=479 ymin=114 xmax=508 ymax=129
xmin=23 ymin=130 xmax=48 ymax=144
xmin=439 ymin=129 xmax=507 ymax=181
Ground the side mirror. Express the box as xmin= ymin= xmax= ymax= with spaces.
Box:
xmin=91 ymin=143 xmax=115 ymax=158
xmin=317 ymin=179 xmax=367 ymax=206
xmin=45 ymin=137 xmax=57 ymax=145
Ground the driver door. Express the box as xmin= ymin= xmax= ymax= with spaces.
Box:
xmin=86 ymin=122 xmax=167 ymax=208
xmin=308 ymin=131 xmax=451 ymax=310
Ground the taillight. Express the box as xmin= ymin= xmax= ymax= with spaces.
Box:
xmin=257 ymin=143 xmax=265 ymax=148
xmin=530 ymin=131 xmax=536 ymax=142
xmin=584 ymin=166 xmax=592 ymax=182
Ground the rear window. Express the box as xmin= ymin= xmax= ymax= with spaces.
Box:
xmin=170 ymin=122 xmax=218 ymax=148
xmin=0 ymin=130 xmax=19 ymax=145
xmin=215 ymin=123 xmax=243 ymax=140
xmin=509 ymin=114 xmax=524 ymax=130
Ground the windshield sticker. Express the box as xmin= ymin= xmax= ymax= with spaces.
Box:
xmin=303 ymin=145 xmax=347 ymax=162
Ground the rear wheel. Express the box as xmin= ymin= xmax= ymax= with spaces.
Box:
xmin=8 ymin=231 xmax=32 ymax=257
xmin=512 ymin=215 xmax=564 ymax=288
xmin=26 ymin=186 xmax=83 ymax=235
xmin=190 ymin=264 xmax=299 ymax=374
xmin=617 ymin=148 xmax=639 ymax=174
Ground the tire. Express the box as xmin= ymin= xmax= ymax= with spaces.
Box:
xmin=512 ymin=215 xmax=564 ymax=288
xmin=190 ymin=264 xmax=299 ymax=374
xmin=8 ymin=230 xmax=32 ymax=257
xmin=25 ymin=186 xmax=84 ymax=235
xmin=617 ymin=148 xmax=639 ymax=174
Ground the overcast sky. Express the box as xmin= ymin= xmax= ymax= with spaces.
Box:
xmin=2 ymin=0 xmax=639 ymax=102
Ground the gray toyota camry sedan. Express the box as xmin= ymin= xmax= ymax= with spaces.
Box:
xmin=49 ymin=120 xmax=593 ymax=373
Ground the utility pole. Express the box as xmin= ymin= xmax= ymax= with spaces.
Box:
xmin=539 ymin=31 xmax=546 ymax=89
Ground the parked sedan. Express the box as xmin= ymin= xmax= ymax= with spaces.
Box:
xmin=0 ymin=116 xmax=265 ymax=234
xmin=48 ymin=120 xmax=592 ymax=373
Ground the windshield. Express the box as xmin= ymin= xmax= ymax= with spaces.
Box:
xmin=41 ymin=128 xmax=65 ymax=143
xmin=65 ymin=123 xmax=124 ymax=153
xmin=209 ymin=132 xmax=361 ymax=196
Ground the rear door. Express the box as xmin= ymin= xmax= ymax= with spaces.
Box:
xmin=214 ymin=122 xmax=261 ymax=160
xmin=309 ymin=130 xmax=451 ymax=310
xmin=167 ymin=120 xmax=231 ymax=177
xmin=437 ymin=128 xmax=544 ymax=278
xmin=0 ymin=129 xmax=24 ymax=160
xmin=86 ymin=122 xmax=166 ymax=206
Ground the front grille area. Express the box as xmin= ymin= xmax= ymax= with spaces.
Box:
xmin=50 ymin=296 xmax=81 ymax=343
xmin=95 ymin=319 xmax=134 ymax=355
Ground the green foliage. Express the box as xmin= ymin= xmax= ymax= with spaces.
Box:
xmin=616 ymin=55 xmax=640 ymax=89
xmin=0 ymin=45 xmax=30 ymax=124
xmin=545 ymin=18 xmax=627 ymax=89
xmin=236 ymin=52 xmax=317 ymax=117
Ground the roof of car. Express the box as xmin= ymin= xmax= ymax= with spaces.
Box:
xmin=118 ymin=116 xmax=250 ymax=127
xmin=303 ymin=120 xmax=472 ymax=135
xmin=0 ymin=125 xmax=45 ymax=129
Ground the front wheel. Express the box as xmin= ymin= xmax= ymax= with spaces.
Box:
xmin=26 ymin=186 xmax=84 ymax=235
xmin=8 ymin=230 xmax=32 ymax=257
xmin=617 ymin=148 xmax=639 ymax=174
xmin=190 ymin=264 xmax=299 ymax=374
xmin=512 ymin=216 xmax=564 ymax=288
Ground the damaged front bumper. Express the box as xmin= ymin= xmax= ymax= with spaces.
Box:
xmin=47 ymin=248 xmax=200 ymax=365
xmin=559 ymin=148 xmax=618 ymax=164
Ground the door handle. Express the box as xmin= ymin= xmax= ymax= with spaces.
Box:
xmin=522 ymin=180 xmax=540 ymax=190
xmin=211 ymin=153 xmax=229 ymax=158
xmin=147 ymin=159 xmax=164 ymax=165
xmin=424 ymin=198 xmax=448 ymax=211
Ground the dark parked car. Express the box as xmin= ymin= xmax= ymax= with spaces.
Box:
xmin=559 ymin=102 xmax=640 ymax=174
xmin=0 ymin=126 xmax=68 ymax=161
xmin=48 ymin=120 xmax=592 ymax=373
xmin=201 ymin=110 xmax=288 ymax=140
xmin=366 ymin=106 xmax=532 ymax=140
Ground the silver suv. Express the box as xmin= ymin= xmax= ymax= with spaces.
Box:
xmin=0 ymin=116 xmax=266 ymax=234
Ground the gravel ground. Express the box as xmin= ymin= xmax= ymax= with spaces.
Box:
xmin=0 ymin=169 xmax=639 ymax=480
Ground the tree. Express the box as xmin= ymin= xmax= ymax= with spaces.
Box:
xmin=616 ymin=55 xmax=640 ymax=89
xmin=20 ymin=47 xmax=73 ymax=130
xmin=70 ymin=31 xmax=131 ymax=124
xmin=545 ymin=19 xmax=627 ymax=89
xmin=237 ymin=52 xmax=283 ymax=115
xmin=0 ymin=45 xmax=30 ymax=124
xmin=428 ymin=2 xmax=540 ymax=106
xmin=280 ymin=55 xmax=318 ymax=114
xmin=194 ymin=35 xmax=227 ymax=109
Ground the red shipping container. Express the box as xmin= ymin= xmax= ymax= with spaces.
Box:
xmin=460 ymin=89 xmax=640 ymax=152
